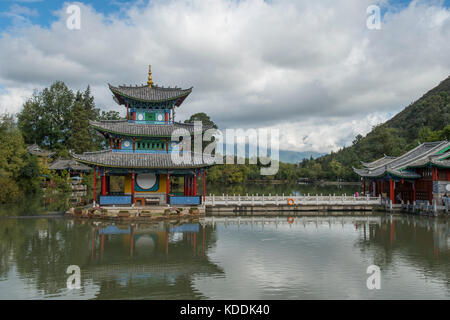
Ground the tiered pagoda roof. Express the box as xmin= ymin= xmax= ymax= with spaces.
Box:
xmin=353 ymin=141 xmax=450 ymax=179
xmin=109 ymin=84 xmax=192 ymax=106
xmin=90 ymin=120 xmax=205 ymax=137
xmin=72 ymin=150 xmax=214 ymax=169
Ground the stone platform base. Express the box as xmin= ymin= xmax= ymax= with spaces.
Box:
xmin=66 ymin=205 xmax=205 ymax=221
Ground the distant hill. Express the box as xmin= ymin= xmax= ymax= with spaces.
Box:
xmin=382 ymin=76 xmax=450 ymax=141
xmin=298 ymin=75 xmax=450 ymax=180
xmin=222 ymin=142 xmax=323 ymax=163
xmin=279 ymin=150 xmax=324 ymax=164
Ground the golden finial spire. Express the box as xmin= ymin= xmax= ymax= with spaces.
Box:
xmin=147 ymin=64 xmax=154 ymax=87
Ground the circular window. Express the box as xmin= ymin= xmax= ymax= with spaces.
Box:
xmin=123 ymin=140 xmax=131 ymax=148
xmin=446 ymin=184 xmax=450 ymax=192
xmin=137 ymin=113 xmax=144 ymax=121
xmin=157 ymin=114 xmax=164 ymax=121
xmin=136 ymin=173 xmax=157 ymax=190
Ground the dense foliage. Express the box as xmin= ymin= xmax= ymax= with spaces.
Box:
xmin=0 ymin=114 xmax=41 ymax=202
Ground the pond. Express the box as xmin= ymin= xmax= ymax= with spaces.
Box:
xmin=0 ymin=214 xmax=448 ymax=299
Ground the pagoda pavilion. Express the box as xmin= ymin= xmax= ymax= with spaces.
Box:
xmin=354 ymin=141 xmax=450 ymax=205
xmin=72 ymin=66 xmax=214 ymax=207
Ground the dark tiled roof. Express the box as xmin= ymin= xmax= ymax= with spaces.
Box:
xmin=109 ymin=84 xmax=192 ymax=106
xmin=49 ymin=159 xmax=92 ymax=172
xmin=27 ymin=144 xmax=55 ymax=157
xmin=406 ymin=152 xmax=450 ymax=169
xmin=353 ymin=167 xmax=421 ymax=179
xmin=354 ymin=141 xmax=450 ymax=178
xmin=89 ymin=120 xmax=208 ymax=137
xmin=71 ymin=150 xmax=214 ymax=169
xmin=360 ymin=155 xmax=397 ymax=168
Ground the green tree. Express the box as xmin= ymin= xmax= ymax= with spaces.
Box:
xmin=0 ymin=114 xmax=41 ymax=203
xmin=17 ymin=81 xmax=75 ymax=149
xmin=68 ymin=95 xmax=92 ymax=154
xmin=99 ymin=110 xmax=122 ymax=120
xmin=184 ymin=112 xmax=218 ymax=129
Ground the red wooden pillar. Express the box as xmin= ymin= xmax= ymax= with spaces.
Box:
xmin=131 ymin=172 xmax=135 ymax=204
xmin=110 ymin=138 xmax=113 ymax=150
xmin=380 ymin=180 xmax=383 ymax=194
xmin=93 ymin=168 xmax=97 ymax=205
xmin=447 ymin=168 xmax=450 ymax=181
xmin=126 ymin=103 xmax=129 ymax=120
xmin=101 ymin=170 xmax=106 ymax=196
xmin=188 ymin=176 xmax=191 ymax=196
xmin=132 ymin=140 xmax=135 ymax=152
xmin=184 ymin=176 xmax=187 ymax=196
xmin=165 ymin=111 xmax=168 ymax=124
xmin=203 ymin=170 xmax=206 ymax=202
xmin=187 ymin=176 xmax=191 ymax=196
xmin=194 ymin=172 xmax=197 ymax=196
xmin=389 ymin=178 xmax=394 ymax=204
xmin=166 ymin=172 xmax=170 ymax=203
xmin=432 ymin=167 xmax=437 ymax=203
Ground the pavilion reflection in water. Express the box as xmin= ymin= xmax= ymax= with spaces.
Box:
xmin=84 ymin=221 xmax=223 ymax=299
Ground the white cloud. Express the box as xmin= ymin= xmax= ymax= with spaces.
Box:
xmin=0 ymin=87 xmax=34 ymax=116
xmin=0 ymin=0 xmax=448 ymax=153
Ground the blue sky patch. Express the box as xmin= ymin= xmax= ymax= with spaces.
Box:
xmin=0 ymin=0 xmax=449 ymax=31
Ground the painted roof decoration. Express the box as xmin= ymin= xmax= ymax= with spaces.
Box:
xmin=72 ymin=150 xmax=214 ymax=169
xmin=90 ymin=120 xmax=208 ymax=137
xmin=49 ymin=159 xmax=92 ymax=172
xmin=147 ymin=64 xmax=154 ymax=87
xmin=353 ymin=141 xmax=450 ymax=179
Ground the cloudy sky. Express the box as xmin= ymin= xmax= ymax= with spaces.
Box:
xmin=0 ymin=0 xmax=449 ymax=153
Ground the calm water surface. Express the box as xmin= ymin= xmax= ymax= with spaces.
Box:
xmin=0 ymin=214 xmax=448 ymax=299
